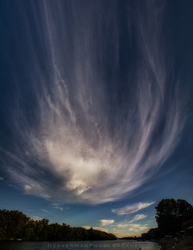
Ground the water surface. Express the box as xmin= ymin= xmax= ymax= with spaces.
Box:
xmin=0 ymin=240 xmax=161 ymax=250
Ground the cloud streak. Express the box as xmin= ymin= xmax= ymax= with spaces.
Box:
xmin=42 ymin=209 xmax=52 ymax=214
xmin=52 ymin=204 xmax=63 ymax=211
xmin=129 ymin=214 xmax=147 ymax=223
xmin=112 ymin=202 xmax=155 ymax=215
xmin=0 ymin=1 xmax=186 ymax=204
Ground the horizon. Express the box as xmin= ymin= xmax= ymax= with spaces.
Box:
xmin=0 ymin=0 xmax=193 ymax=238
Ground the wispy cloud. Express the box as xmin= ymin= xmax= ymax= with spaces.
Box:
xmin=0 ymin=1 xmax=186 ymax=205
xmin=129 ymin=214 xmax=147 ymax=223
xmin=52 ymin=204 xmax=63 ymax=211
xmin=42 ymin=209 xmax=48 ymax=213
xmin=42 ymin=209 xmax=52 ymax=214
xmin=98 ymin=220 xmax=114 ymax=226
xmin=112 ymin=202 xmax=155 ymax=216
xmin=0 ymin=177 xmax=3 ymax=180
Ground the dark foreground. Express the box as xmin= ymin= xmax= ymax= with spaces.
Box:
xmin=157 ymin=236 xmax=193 ymax=250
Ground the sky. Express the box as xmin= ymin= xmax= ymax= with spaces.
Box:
xmin=0 ymin=0 xmax=193 ymax=238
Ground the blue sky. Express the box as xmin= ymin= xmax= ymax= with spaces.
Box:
xmin=0 ymin=0 xmax=193 ymax=238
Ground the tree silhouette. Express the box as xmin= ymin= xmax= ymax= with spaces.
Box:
xmin=155 ymin=199 xmax=193 ymax=235
xmin=0 ymin=209 xmax=117 ymax=241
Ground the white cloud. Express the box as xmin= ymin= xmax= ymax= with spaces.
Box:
xmin=0 ymin=177 xmax=3 ymax=180
xmin=98 ymin=220 xmax=114 ymax=226
xmin=114 ymin=223 xmax=148 ymax=232
xmin=24 ymin=185 xmax=32 ymax=190
xmin=0 ymin=1 xmax=185 ymax=205
xmin=112 ymin=202 xmax=155 ymax=215
xmin=129 ymin=214 xmax=147 ymax=223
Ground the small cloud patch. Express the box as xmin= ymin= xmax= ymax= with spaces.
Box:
xmin=98 ymin=220 xmax=114 ymax=226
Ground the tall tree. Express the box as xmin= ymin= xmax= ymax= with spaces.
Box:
xmin=155 ymin=199 xmax=193 ymax=235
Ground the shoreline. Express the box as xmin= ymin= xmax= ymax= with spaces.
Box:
xmin=157 ymin=236 xmax=193 ymax=250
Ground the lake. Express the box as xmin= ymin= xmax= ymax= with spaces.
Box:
xmin=0 ymin=240 xmax=161 ymax=250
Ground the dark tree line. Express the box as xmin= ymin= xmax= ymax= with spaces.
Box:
xmin=141 ymin=198 xmax=193 ymax=239
xmin=156 ymin=198 xmax=193 ymax=236
xmin=0 ymin=209 xmax=117 ymax=241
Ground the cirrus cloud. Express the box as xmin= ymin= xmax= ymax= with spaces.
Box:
xmin=0 ymin=0 xmax=186 ymax=205
xmin=112 ymin=202 xmax=155 ymax=216
xmin=129 ymin=214 xmax=147 ymax=223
